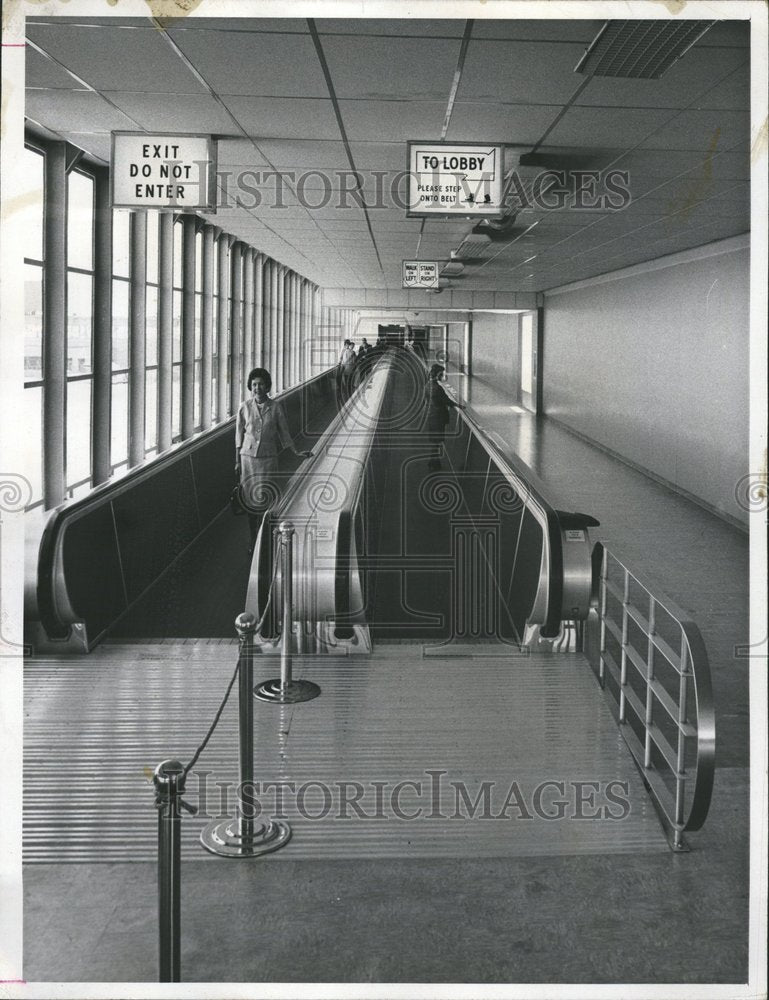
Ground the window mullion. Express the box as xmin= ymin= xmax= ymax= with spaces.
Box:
xmin=43 ymin=141 xmax=67 ymax=509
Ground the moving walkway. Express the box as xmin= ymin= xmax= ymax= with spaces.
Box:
xmin=24 ymin=352 xmax=715 ymax=858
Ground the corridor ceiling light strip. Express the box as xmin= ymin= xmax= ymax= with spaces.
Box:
xmin=415 ymin=20 xmax=473 ymax=264
xmin=151 ymin=19 xmax=350 ymax=282
xmin=441 ymin=20 xmax=474 ymax=140
xmin=474 ymin=220 xmax=541 ymax=272
xmin=307 ymin=18 xmax=385 ymax=279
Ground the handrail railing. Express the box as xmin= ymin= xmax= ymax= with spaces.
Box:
xmin=444 ymin=389 xmax=599 ymax=638
xmin=31 ymin=367 xmax=336 ymax=648
xmin=247 ymin=352 xmax=397 ymax=648
xmin=591 ymin=541 xmax=716 ymax=848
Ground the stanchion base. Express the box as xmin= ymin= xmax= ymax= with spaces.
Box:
xmin=254 ymin=678 xmax=321 ymax=703
xmin=200 ymin=817 xmax=291 ymax=858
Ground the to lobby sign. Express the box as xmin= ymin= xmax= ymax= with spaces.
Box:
xmin=406 ymin=141 xmax=504 ymax=217
xmin=111 ymin=132 xmax=217 ymax=210
xmin=403 ymin=260 xmax=439 ymax=288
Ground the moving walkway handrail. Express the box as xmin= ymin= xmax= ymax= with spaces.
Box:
xmin=593 ymin=541 xmax=715 ymax=845
xmin=248 ymin=353 xmax=397 ymax=637
xmin=33 ymin=368 xmax=334 ymax=643
xmin=451 ymin=398 xmax=598 ymax=636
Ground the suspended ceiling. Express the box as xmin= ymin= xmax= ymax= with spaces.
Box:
xmin=24 ymin=14 xmax=751 ymax=293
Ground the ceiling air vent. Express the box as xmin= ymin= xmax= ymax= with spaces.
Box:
xmin=452 ymin=231 xmax=493 ymax=260
xmin=575 ymin=20 xmax=715 ymax=79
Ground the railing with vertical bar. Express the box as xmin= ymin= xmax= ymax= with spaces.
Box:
xmin=590 ymin=541 xmax=715 ymax=848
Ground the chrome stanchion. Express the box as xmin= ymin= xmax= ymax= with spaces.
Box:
xmin=154 ymin=759 xmax=190 ymax=982
xmin=255 ymin=520 xmax=321 ymax=704
xmin=200 ymin=613 xmax=292 ymax=857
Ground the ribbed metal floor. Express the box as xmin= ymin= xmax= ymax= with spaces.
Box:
xmin=24 ymin=643 xmax=668 ymax=862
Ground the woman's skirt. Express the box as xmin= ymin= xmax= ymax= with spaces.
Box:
xmin=240 ymin=456 xmax=281 ymax=513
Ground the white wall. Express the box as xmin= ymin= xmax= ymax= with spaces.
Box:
xmin=543 ymin=237 xmax=749 ymax=524
xmin=470 ymin=312 xmax=521 ymax=399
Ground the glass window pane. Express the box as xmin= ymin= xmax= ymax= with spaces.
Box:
xmin=172 ymin=365 xmax=181 ymax=439
xmin=195 ymin=292 xmax=202 ymax=358
xmin=111 ymin=373 xmax=129 ymax=467
xmin=112 ymin=278 xmax=129 ymax=371
xmin=146 ymin=285 xmax=158 ymax=366
xmin=24 ymin=386 xmax=43 ymax=506
xmin=22 ymin=147 xmax=44 ymax=262
xmin=146 ymin=211 xmax=159 ymax=284
xmin=195 ymin=232 xmax=203 ymax=292
xmin=25 ymin=263 xmax=43 ymax=383
xmin=66 ymin=378 xmax=92 ymax=489
xmin=172 ymin=289 xmax=182 ymax=363
xmin=67 ymin=171 xmax=93 ymax=271
xmin=194 ymin=359 xmax=201 ymax=430
xmin=145 ymin=369 xmax=157 ymax=452
xmin=67 ymin=272 xmax=93 ymax=374
xmin=521 ymin=314 xmax=533 ymax=396
xmin=173 ymin=221 xmax=182 ymax=289
xmin=112 ymin=210 xmax=131 ymax=277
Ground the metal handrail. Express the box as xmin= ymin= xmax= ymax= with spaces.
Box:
xmin=593 ymin=541 xmax=716 ymax=847
xmin=32 ymin=367 xmax=335 ymax=640
xmin=248 ymin=353 xmax=397 ymax=642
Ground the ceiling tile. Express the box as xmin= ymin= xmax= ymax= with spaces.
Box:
xmin=446 ymin=102 xmax=558 ymax=144
xmin=472 ymin=20 xmax=603 ymax=41
xmin=458 ymin=40 xmax=587 ymax=104
xmin=320 ymin=36 xmax=461 ymax=100
xmin=545 ymin=106 xmax=677 ymax=147
xmin=577 ymin=46 xmax=746 ymax=109
xmin=106 ymin=92 xmax=235 ymax=134
xmin=640 ymin=110 xmax=750 ymax=152
xmin=256 ymin=139 xmax=349 ymax=169
xmin=170 ymin=29 xmax=328 ymax=97
xmin=317 ymin=19 xmax=466 ymax=37
xmin=339 ymin=100 xmax=446 ymax=142
xmin=26 ymin=46 xmax=81 ymax=90
xmin=26 ymin=89 xmax=137 ymax=133
xmin=221 ymin=96 xmax=338 ymax=140
xmin=26 ymin=23 xmax=205 ymax=94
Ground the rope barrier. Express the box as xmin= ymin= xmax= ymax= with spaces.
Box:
xmin=150 ymin=545 xmax=282 ymax=981
xmin=180 ymin=552 xmax=281 ymax=777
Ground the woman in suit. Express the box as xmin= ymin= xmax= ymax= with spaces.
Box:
xmin=235 ymin=367 xmax=312 ymax=548
xmin=425 ymin=363 xmax=462 ymax=471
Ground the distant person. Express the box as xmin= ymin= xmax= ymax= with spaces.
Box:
xmin=235 ymin=367 xmax=312 ymax=551
xmin=425 ymin=363 xmax=463 ymax=471
xmin=336 ymin=339 xmax=355 ymax=400
xmin=404 ymin=334 xmax=416 ymax=354
xmin=354 ymin=338 xmax=375 ymax=389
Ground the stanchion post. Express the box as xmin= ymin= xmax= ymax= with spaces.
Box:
xmin=200 ymin=614 xmax=292 ymax=857
xmin=255 ymin=520 xmax=321 ymax=705
xmin=154 ymin=759 xmax=185 ymax=983
xmin=238 ymin=613 xmax=256 ymax=844
xmin=280 ymin=520 xmax=295 ymax=692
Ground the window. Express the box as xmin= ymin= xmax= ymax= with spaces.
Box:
xmin=171 ymin=219 xmax=183 ymax=441
xmin=23 ymin=146 xmax=45 ymax=507
xmin=26 ymin=132 xmax=311 ymax=512
xmin=111 ymin=209 xmax=131 ymax=474
xmin=65 ymin=169 xmax=95 ymax=497
xmin=145 ymin=212 xmax=159 ymax=458
xmin=520 ymin=312 xmax=534 ymax=399
xmin=194 ymin=229 xmax=203 ymax=430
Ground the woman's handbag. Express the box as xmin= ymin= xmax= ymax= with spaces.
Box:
xmin=230 ymin=481 xmax=246 ymax=515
